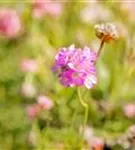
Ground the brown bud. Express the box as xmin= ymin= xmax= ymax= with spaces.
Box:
xmin=94 ymin=23 xmax=119 ymax=42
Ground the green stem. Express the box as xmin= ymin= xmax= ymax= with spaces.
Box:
xmin=97 ymin=37 xmax=105 ymax=57
xmin=77 ymin=87 xmax=89 ymax=135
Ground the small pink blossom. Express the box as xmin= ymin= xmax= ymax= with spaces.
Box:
xmin=81 ymin=126 xmax=105 ymax=149
xmin=27 ymin=104 xmax=40 ymax=119
xmin=21 ymin=83 xmax=37 ymax=98
xmin=37 ymin=95 xmax=53 ymax=110
xmin=0 ymin=8 xmax=21 ymax=38
xmin=32 ymin=0 xmax=62 ymax=18
xmin=90 ymin=137 xmax=104 ymax=150
xmin=20 ymin=59 xmax=37 ymax=73
xmin=123 ymin=104 xmax=135 ymax=118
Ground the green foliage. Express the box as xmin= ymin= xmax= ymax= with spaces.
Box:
xmin=0 ymin=1 xmax=135 ymax=149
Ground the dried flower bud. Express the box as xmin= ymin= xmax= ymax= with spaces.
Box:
xmin=94 ymin=23 xmax=119 ymax=42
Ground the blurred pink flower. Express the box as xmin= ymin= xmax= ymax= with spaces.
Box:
xmin=82 ymin=126 xmax=104 ymax=149
xmin=32 ymin=0 xmax=62 ymax=18
xmin=37 ymin=95 xmax=53 ymax=110
xmin=124 ymin=104 xmax=135 ymax=118
xmin=0 ymin=8 xmax=21 ymax=38
xmin=27 ymin=104 xmax=40 ymax=119
xmin=89 ymin=137 xmax=104 ymax=150
xmin=21 ymin=83 xmax=37 ymax=98
xmin=20 ymin=59 xmax=37 ymax=73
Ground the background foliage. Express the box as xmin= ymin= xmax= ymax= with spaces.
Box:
xmin=0 ymin=0 xmax=135 ymax=149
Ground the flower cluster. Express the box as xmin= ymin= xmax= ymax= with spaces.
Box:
xmin=0 ymin=8 xmax=21 ymax=38
xmin=53 ymin=45 xmax=97 ymax=89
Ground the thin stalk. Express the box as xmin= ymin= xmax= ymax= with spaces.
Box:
xmin=97 ymin=37 xmax=105 ymax=57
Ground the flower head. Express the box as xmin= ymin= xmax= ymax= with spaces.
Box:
xmin=0 ymin=8 xmax=21 ymax=38
xmin=53 ymin=45 xmax=97 ymax=89
xmin=94 ymin=23 xmax=119 ymax=42
xmin=37 ymin=95 xmax=53 ymax=110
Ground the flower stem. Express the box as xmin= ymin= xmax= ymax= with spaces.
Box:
xmin=77 ymin=87 xmax=89 ymax=135
xmin=97 ymin=37 xmax=105 ymax=57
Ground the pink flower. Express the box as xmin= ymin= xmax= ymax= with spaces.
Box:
xmin=37 ymin=95 xmax=53 ymax=110
xmin=27 ymin=104 xmax=40 ymax=119
xmin=90 ymin=137 xmax=104 ymax=150
xmin=53 ymin=45 xmax=97 ymax=89
xmin=20 ymin=59 xmax=37 ymax=73
xmin=0 ymin=8 xmax=21 ymax=38
xmin=123 ymin=104 xmax=135 ymax=118
xmin=32 ymin=0 xmax=62 ymax=18
xmin=21 ymin=83 xmax=37 ymax=98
